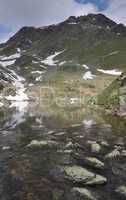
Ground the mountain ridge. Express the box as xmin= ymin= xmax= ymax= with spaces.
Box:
xmin=1 ymin=13 xmax=126 ymax=51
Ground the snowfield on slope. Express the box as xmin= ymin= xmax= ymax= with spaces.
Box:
xmin=0 ymin=53 xmax=21 ymax=61
xmin=0 ymin=53 xmax=28 ymax=102
xmin=97 ymin=69 xmax=122 ymax=75
xmin=0 ymin=51 xmax=29 ymax=127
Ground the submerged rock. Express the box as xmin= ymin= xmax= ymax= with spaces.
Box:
xmin=105 ymin=149 xmax=120 ymax=159
xmin=72 ymin=187 xmax=97 ymax=200
xmin=64 ymin=165 xmax=94 ymax=183
xmin=2 ymin=146 xmax=10 ymax=150
xmin=65 ymin=141 xmax=74 ymax=149
xmin=53 ymin=188 xmax=64 ymax=200
xmin=121 ymin=150 xmax=126 ymax=156
xmin=100 ymin=140 xmax=109 ymax=147
xmin=64 ymin=165 xmax=107 ymax=185
xmin=90 ymin=142 xmax=101 ymax=153
xmin=86 ymin=174 xmax=107 ymax=185
xmin=55 ymin=132 xmax=66 ymax=136
xmin=85 ymin=157 xmax=104 ymax=169
xmin=116 ymin=185 xmax=126 ymax=197
xmin=27 ymin=139 xmax=58 ymax=148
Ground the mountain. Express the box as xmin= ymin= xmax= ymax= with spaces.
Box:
xmin=0 ymin=13 xmax=126 ymax=103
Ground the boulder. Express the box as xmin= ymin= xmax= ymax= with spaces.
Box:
xmin=64 ymin=165 xmax=107 ymax=185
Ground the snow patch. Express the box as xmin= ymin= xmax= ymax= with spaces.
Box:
xmin=41 ymin=50 xmax=65 ymax=66
xmin=83 ymin=119 xmax=95 ymax=128
xmin=31 ymin=71 xmax=45 ymax=74
xmin=82 ymin=64 xmax=89 ymax=69
xmin=10 ymin=101 xmax=28 ymax=112
xmin=103 ymin=51 xmax=119 ymax=58
xmin=117 ymin=33 xmax=121 ymax=36
xmin=83 ymin=71 xmax=96 ymax=80
xmin=0 ymin=102 xmax=4 ymax=107
xmin=36 ymin=76 xmax=42 ymax=81
xmin=68 ymin=22 xmax=77 ymax=25
xmin=32 ymin=60 xmax=39 ymax=64
xmin=17 ymin=48 xmax=21 ymax=53
xmin=70 ymin=98 xmax=80 ymax=105
xmin=59 ymin=61 xmax=66 ymax=66
xmin=97 ymin=69 xmax=122 ymax=76
xmin=106 ymin=25 xmax=110 ymax=30
xmin=0 ymin=60 xmax=16 ymax=67
xmin=9 ymin=101 xmax=28 ymax=128
xmin=29 ymin=83 xmax=34 ymax=87
xmin=1 ymin=53 xmax=20 ymax=60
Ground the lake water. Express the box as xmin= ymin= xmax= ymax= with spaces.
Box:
xmin=0 ymin=102 xmax=126 ymax=200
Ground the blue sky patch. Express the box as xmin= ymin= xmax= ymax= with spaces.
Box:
xmin=0 ymin=24 xmax=11 ymax=34
xmin=75 ymin=0 xmax=108 ymax=11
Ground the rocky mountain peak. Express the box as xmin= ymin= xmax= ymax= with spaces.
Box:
xmin=6 ymin=26 xmax=42 ymax=50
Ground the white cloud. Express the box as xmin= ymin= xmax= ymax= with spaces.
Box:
xmin=104 ymin=0 xmax=126 ymax=25
xmin=0 ymin=0 xmax=97 ymax=30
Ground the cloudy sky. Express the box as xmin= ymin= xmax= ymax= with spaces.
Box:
xmin=0 ymin=0 xmax=126 ymax=42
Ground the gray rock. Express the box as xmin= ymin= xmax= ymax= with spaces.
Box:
xmin=57 ymin=149 xmax=73 ymax=154
xmin=65 ymin=141 xmax=74 ymax=149
xmin=105 ymin=149 xmax=120 ymax=159
xmin=116 ymin=185 xmax=126 ymax=197
xmin=100 ymin=140 xmax=109 ymax=147
xmin=87 ymin=141 xmax=101 ymax=153
xmin=87 ymin=140 xmax=96 ymax=145
xmin=86 ymin=174 xmax=107 ymax=185
xmin=64 ymin=165 xmax=94 ymax=183
xmin=55 ymin=132 xmax=65 ymax=136
xmin=121 ymin=150 xmax=126 ymax=156
xmin=85 ymin=157 xmax=104 ymax=169
xmin=115 ymin=137 xmax=124 ymax=146
xmin=53 ymin=188 xmax=64 ymax=200
xmin=72 ymin=187 xmax=97 ymax=200
xmin=64 ymin=165 xmax=107 ymax=185
xmin=90 ymin=142 xmax=101 ymax=153
xmin=47 ymin=130 xmax=55 ymax=135
xmin=27 ymin=139 xmax=58 ymax=147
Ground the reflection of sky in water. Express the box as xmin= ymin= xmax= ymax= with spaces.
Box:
xmin=2 ymin=101 xmax=28 ymax=129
